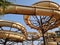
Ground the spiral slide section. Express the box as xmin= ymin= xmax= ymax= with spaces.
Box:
xmin=24 ymin=1 xmax=60 ymax=30
xmin=0 ymin=20 xmax=27 ymax=42
xmin=0 ymin=20 xmax=27 ymax=37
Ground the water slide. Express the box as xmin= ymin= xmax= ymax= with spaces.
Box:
xmin=0 ymin=20 xmax=42 ymax=42
xmin=0 ymin=1 xmax=60 ymax=43
xmin=0 ymin=30 xmax=25 ymax=42
xmin=0 ymin=1 xmax=60 ymax=19
xmin=24 ymin=1 xmax=60 ymax=41
xmin=0 ymin=1 xmax=59 ymax=30
xmin=24 ymin=1 xmax=60 ymax=30
xmin=0 ymin=20 xmax=27 ymax=42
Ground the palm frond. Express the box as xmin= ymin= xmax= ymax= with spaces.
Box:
xmin=0 ymin=0 xmax=12 ymax=16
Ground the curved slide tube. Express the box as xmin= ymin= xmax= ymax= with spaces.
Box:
xmin=0 ymin=20 xmax=41 ymax=41
xmin=24 ymin=15 xmax=42 ymax=40
xmin=24 ymin=15 xmax=60 ymax=31
xmin=0 ymin=1 xmax=60 ymax=19
xmin=24 ymin=1 xmax=60 ymax=31
xmin=32 ymin=1 xmax=59 ymax=9
xmin=24 ymin=15 xmax=41 ymax=30
xmin=0 ymin=20 xmax=27 ymax=39
xmin=0 ymin=30 xmax=25 ymax=42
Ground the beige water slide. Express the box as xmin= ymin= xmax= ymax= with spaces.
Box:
xmin=0 ymin=1 xmax=60 ymax=42
xmin=0 ymin=20 xmax=27 ymax=42
xmin=0 ymin=1 xmax=59 ymax=17
xmin=0 ymin=1 xmax=59 ymax=30
xmin=0 ymin=30 xmax=25 ymax=42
